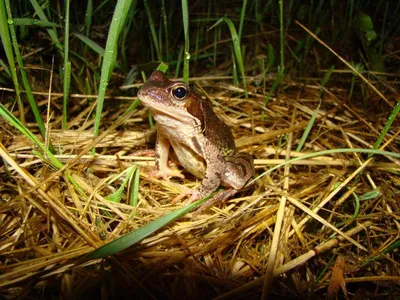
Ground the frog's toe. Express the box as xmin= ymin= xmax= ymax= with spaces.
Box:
xmin=150 ymin=168 xmax=184 ymax=180
xmin=171 ymin=189 xmax=201 ymax=204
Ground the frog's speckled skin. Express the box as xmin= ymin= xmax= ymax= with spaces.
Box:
xmin=138 ymin=70 xmax=254 ymax=200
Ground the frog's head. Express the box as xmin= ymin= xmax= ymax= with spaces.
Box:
xmin=138 ymin=70 xmax=204 ymax=125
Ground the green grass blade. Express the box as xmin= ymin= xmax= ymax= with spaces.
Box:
xmin=0 ymin=103 xmax=62 ymax=169
xmin=129 ymin=167 xmax=140 ymax=207
xmin=62 ymin=61 xmax=71 ymax=129
xmin=143 ymin=0 xmax=162 ymax=61
xmin=319 ymin=65 xmax=335 ymax=98
xmin=93 ymin=0 xmax=134 ymax=139
xmin=267 ymin=43 xmax=275 ymax=70
xmin=156 ymin=62 xmax=169 ymax=73
xmin=238 ymin=0 xmax=247 ymax=41
xmin=84 ymin=196 xmax=212 ymax=260
xmin=12 ymin=18 xmax=60 ymax=27
xmin=296 ymin=101 xmax=321 ymax=152
xmin=0 ymin=58 xmax=11 ymax=77
xmin=295 ymin=65 xmax=334 ymax=152
xmin=62 ymin=0 xmax=71 ymax=130
xmin=74 ymin=33 xmax=105 ymax=56
xmin=0 ymin=0 xmax=24 ymax=122
xmin=84 ymin=0 xmax=92 ymax=37
xmin=29 ymin=0 xmax=64 ymax=54
xmin=106 ymin=166 xmax=137 ymax=203
xmin=181 ymin=0 xmax=189 ymax=83
xmin=211 ymin=17 xmax=248 ymax=98
xmin=4 ymin=0 xmax=51 ymax=149
xmin=74 ymin=33 xmax=104 ymax=57
xmin=368 ymin=101 xmax=400 ymax=158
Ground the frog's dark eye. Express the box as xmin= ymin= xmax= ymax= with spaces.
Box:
xmin=171 ymin=85 xmax=189 ymax=100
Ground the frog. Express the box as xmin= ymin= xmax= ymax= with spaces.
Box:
xmin=137 ymin=70 xmax=254 ymax=204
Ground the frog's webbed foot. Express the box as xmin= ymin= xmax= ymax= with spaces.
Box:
xmin=150 ymin=167 xmax=185 ymax=181
xmin=172 ymin=186 xmax=237 ymax=212
xmin=171 ymin=188 xmax=203 ymax=204
xmin=131 ymin=149 xmax=156 ymax=157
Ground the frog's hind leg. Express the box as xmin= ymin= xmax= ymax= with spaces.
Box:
xmin=221 ymin=152 xmax=254 ymax=190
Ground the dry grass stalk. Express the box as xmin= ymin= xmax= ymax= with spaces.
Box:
xmin=1 ymin=74 xmax=399 ymax=298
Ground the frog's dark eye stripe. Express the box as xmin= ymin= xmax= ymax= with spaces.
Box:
xmin=171 ymin=84 xmax=189 ymax=100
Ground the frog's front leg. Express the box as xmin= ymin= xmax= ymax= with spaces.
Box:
xmin=153 ymin=130 xmax=184 ymax=179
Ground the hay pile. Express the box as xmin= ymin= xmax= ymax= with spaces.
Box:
xmin=1 ymin=75 xmax=399 ymax=298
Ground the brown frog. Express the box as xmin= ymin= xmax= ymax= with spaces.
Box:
xmin=137 ymin=70 xmax=254 ymax=203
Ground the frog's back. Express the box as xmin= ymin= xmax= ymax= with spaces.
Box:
xmin=201 ymin=98 xmax=236 ymax=153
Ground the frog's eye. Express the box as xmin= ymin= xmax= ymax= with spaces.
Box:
xmin=171 ymin=85 xmax=189 ymax=100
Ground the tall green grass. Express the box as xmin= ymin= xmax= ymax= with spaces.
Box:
xmin=93 ymin=0 xmax=134 ymax=139
xmin=62 ymin=0 xmax=71 ymax=129
xmin=0 ymin=0 xmax=398 ymax=156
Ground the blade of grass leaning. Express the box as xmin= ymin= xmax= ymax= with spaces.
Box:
xmin=296 ymin=65 xmax=334 ymax=152
xmin=93 ymin=0 xmax=110 ymax=15
xmin=295 ymin=101 xmax=320 ymax=152
xmin=319 ymin=65 xmax=335 ymax=98
xmin=210 ymin=17 xmax=248 ymax=98
xmin=143 ymin=0 xmax=162 ymax=61
xmin=62 ymin=0 xmax=71 ymax=129
xmin=4 ymin=0 xmax=52 ymax=150
xmin=0 ymin=103 xmax=62 ymax=170
xmin=30 ymin=0 xmax=64 ymax=54
xmin=12 ymin=18 xmax=60 ymax=27
xmin=93 ymin=0 xmax=134 ymax=140
xmin=336 ymin=192 xmax=360 ymax=227
xmin=0 ymin=0 xmax=24 ymax=122
xmin=129 ymin=167 xmax=140 ymax=207
xmin=0 ymin=58 xmax=11 ymax=77
xmin=84 ymin=195 xmax=213 ymax=260
xmin=105 ymin=165 xmax=137 ymax=203
xmin=361 ymin=238 xmax=400 ymax=268
xmin=74 ymin=33 xmax=105 ymax=56
xmin=181 ymin=0 xmax=189 ymax=82
xmin=368 ymin=101 xmax=400 ymax=158
xmin=238 ymin=0 xmax=247 ymax=41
